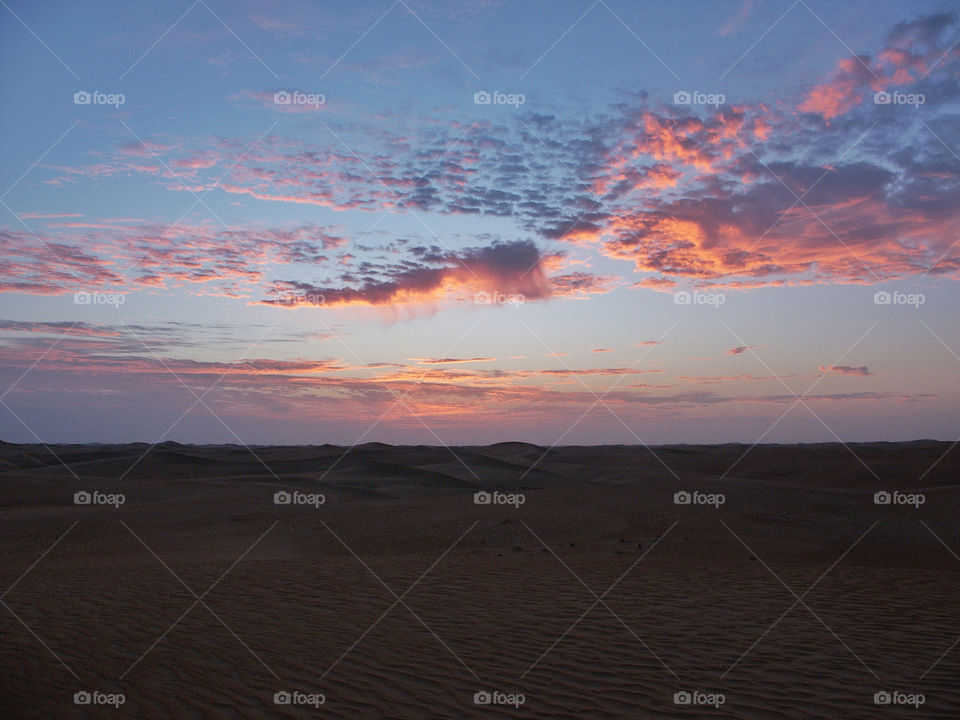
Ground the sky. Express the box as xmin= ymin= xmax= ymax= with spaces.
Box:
xmin=0 ymin=0 xmax=958 ymax=446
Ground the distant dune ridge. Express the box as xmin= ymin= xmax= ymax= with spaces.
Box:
xmin=2 ymin=441 xmax=959 ymax=718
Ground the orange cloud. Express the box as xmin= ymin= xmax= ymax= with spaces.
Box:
xmin=798 ymin=56 xmax=877 ymax=120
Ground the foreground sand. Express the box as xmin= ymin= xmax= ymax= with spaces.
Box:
xmin=1 ymin=441 xmax=959 ymax=718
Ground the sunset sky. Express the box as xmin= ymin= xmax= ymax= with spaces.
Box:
xmin=0 ymin=0 xmax=958 ymax=445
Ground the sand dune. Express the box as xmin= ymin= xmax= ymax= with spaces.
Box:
xmin=1 ymin=441 xmax=959 ymax=718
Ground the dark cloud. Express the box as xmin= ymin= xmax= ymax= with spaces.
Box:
xmin=819 ymin=365 xmax=874 ymax=376
xmin=886 ymin=12 xmax=957 ymax=51
xmin=262 ymin=239 xmax=581 ymax=307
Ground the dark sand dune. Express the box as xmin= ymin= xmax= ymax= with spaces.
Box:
xmin=1 ymin=441 xmax=959 ymax=718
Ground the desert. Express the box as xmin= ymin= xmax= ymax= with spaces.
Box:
xmin=2 ymin=440 xmax=959 ymax=718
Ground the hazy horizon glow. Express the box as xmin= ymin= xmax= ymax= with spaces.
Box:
xmin=1 ymin=0 xmax=958 ymax=445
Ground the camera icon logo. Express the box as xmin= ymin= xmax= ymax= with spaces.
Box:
xmin=673 ymin=691 xmax=692 ymax=704
xmin=474 ymin=291 xmax=491 ymax=304
xmin=474 ymin=491 xmax=491 ymax=505
xmin=673 ymin=291 xmax=691 ymax=305
xmin=74 ymin=691 xmax=92 ymax=705
xmin=873 ymin=91 xmax=892 ymax=105
xmin=274 ymin=691 xmax=291 ymax=705
xmin=274 ymin=91 xmax=291 ymax=105
xmin=74 ymin=91 xmax=91 ymax=105
xmin=473 ymin=91 xmax=491 ymax=105
xmin=673 ymin=91 xmax=691 ymax=104
xmin=874 ymin=690 xmax=892 ymax=705
xmin=273 ymin=491 xmax=291 ymax=505
xmin=873 ymin=291 xmax=891 ymax=305
xmin=474 ymin=690 xmax=491 ymax=705
xmin=674 ymin=491 xmax=691 ymax=505
xmin=74 ymin=291 xmax=91 ymax=305
xmin=874 ymin=491 xmax=892 ymax=505
xmin=74 ymin=491 xmax=92 ymax=505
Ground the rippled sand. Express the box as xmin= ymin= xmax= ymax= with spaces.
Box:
xmin=1 ymin=441 xmax=959 ymax=718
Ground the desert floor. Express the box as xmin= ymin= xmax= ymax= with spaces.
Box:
xmin=1 ymin=440 xmax=959 ymax=718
